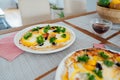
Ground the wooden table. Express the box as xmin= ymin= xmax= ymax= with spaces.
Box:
xmin=0 ymin=11 xmax=120 ymax=80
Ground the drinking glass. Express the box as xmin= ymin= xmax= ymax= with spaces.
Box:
xmin=90 ymin=18 xmax=112 ymax=36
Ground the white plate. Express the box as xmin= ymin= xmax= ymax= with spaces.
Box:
xmin=55 ymin=50 xmax=76 ymax=80
xmin=55 ymin=48 xmax=120 ymax=80
xmin=14 ymin=24 xmax=76 ymax=54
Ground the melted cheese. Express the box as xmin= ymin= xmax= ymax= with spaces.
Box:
xmin=62 ymin=71 xmax=68 ymax=80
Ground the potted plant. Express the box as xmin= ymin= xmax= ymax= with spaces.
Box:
xmin=50 ymin=4 xmax=64 ymax=19
xmin=97 ymin=0 xmax=120 ymax=23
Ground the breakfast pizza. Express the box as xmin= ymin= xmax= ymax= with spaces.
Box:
xmin=62 ymin=48 xmax=120 ymax=80
xmin=19 ymin=25 xmax=73 ymax=51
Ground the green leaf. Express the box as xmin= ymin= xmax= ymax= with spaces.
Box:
xmin=87 ymin=73 xmax=96 ymax=80
xmin=104 ymin=60 xmax=114 ymax=67
xmin=50 ymin=4 xmax=59 ymax=10
xmin=43 ymin=25 xmax=50 ymax=33
xmin=36 ymin=35 xmax=45 ymax=44
xmin=61 ymin=34 xmax=66 ymax=38
xmin=54 ymin=26 xmax=66 ymax=33
xmin=32 ymin=27 xmax=39 ymax=31
xmin=93 ymin=69 xmax=103 ymax=78
xmin=61 ymin=27 xmax=66 ymax=33
xmin=77 ymin=54 xmax=89 ymax=62
xmin=57 ymin=11 xmax=65 ymax=18
xmin=49 ymin=37 xmax=57 ymax=43
xmin=98 ymin=0 xmax=110 ymax=7
xmin=54 ymin=26 xmax=61 ymax=33
xmin=99 ymin=52 xmax=109 ymax=59
xmin=24 ymin=32 xmax=32 ymax=40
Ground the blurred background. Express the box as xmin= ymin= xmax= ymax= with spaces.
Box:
xmin=0 ymin=0 xmax=97 ymax=30
xmin=0 ymin=0 xmax=97 ymax=11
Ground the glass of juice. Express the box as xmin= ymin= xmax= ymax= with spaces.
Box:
xmin=90 ymin=18 xmax=112 ymax=36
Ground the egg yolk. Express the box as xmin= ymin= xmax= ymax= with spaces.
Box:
xmin=56 ymin=32 xmax=70 ymax=43
xmin=21 ymin=34 xmax=38 ymax=47
xmin=62 ymin=71 xmax=68 ymax=80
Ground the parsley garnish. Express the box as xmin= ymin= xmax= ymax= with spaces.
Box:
xmin=61 ymin=27 xmax=66 ymax=33
xmin=104 ymin=60 xmax=114 ymax=67
xmin=93 ymin=69 xmax=103 ymax=78
xmin=32 ymin=27 xmax=39 ymax=31
xmin=87 ymin=73 xmax=96 ymax=80
xmin=77 ymin=54 xmax=89 ymax=62
xmin=54 ymin=26 xmax=66 ymax=33
xmin=50 ymin=37 xmax=57 ymax=43
xmin=43 ymin=25 xmax=50 ymax=33
xmin=99 ymin=52 xmax=109 ymax=59
xmin=24 ymin=32 xmax=32 ymax=40
xmin=61 ymin=34 xmax=66 ymax=38
xmin=54 ymin=26 xmax=61 ymax=33
xmin=36 ymin=35 xmax=45 ymax=44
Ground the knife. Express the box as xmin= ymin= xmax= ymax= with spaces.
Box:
xmin=104 ymin=44 xmax=120 ymax=53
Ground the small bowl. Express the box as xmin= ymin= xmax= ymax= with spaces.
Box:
xmin=90 ymin=18 xmax=112 ymax=34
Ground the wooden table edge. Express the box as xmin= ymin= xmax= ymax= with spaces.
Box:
xmin=35 ymin=66 xmax=58 ymax=80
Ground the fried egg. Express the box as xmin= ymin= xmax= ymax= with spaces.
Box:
xmin=20 ymin=33 xmax=38 ymax=47
xmin=55 ymin=32 xmax=70 ymax=44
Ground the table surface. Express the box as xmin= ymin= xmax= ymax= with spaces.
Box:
xmin=0 ymin=11 xmax=120 ymax=80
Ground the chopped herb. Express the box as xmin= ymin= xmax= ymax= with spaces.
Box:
xmin=54 ymin=26 xmax=66 ymax=33
xmin=104 ymin=60 xmax=114 ymax=67
xmin=77 ymin=54 xmax=89 ymax=62
xmin=54 ymin=26 xmax=61 ymax=33
xmin=32 ymin=27 xmax=39 ymax=31
xmin=50 ymin=37 xmax=57 ymax=43
xmin=36 ymin=35 xmax=45 ymax=44
xmin=57 ymin=11 xmax=65 ymax=18
xmin=24 ymin=32 xmax=32 ymax=39
xmin=61 ymin=27 xmax=66 ymax=33
xmin=61 ymin=34 xmax=66 ymax=38
xmin=87 ymin=73 xmax=96 ymax=80
xmin=99 ymin=52 xmax=109 ymax=59
xmin=43 ymin=25 xmax=50 ymax=33
xmin=93 ymin=69 xmax=103 ymax=78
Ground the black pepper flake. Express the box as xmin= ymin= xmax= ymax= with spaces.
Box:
xmin=116 ymin=63 xmax=120 ymax=67
xmin=53 ymin=30 xmax=57 ymax=32
xmin=39 ymin=43 xmax=44 ymax=46
xmin=39 ymin=27 xmax=43 ymax=29
xmin=96 ymin=63 xmax=102 ymax=70
xmin=52 ymin=42 xmax=56 ymax=45
xmin=83 ymin=49 xmax=91 ymax=52
xmin=45 ymin=37 xmax=48 ymax=40
xmin=51 ymin=27 xmax=55 ymax=29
